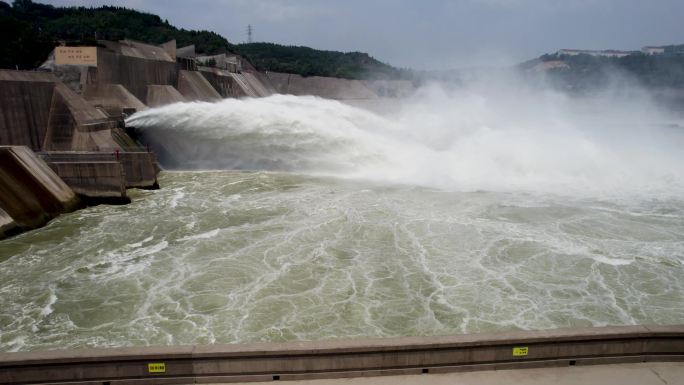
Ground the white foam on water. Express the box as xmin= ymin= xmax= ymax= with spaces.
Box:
xmin=39 ymin=287 xmax=57 ymax=317
xmin=178 ymin=229 xmax=221 ymax=242
xmin=588 ymin=254 xmax=634 ymax=266
xmin=126 ymin=236 xmax=154 ymax=249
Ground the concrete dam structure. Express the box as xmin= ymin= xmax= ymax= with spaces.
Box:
xmin=0 ymin=70 xmax=117 ymax=152
xmin=0 ymin=145 xmax=79 ymax=237
xmin=146 ymin=85 xmax=186 ymax=107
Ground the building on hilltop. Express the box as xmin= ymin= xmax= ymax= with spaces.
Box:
xmin=641 ymin=46 xmax=666 ymax=55
xmin=557 ymin=49 xmax=634 ymax=58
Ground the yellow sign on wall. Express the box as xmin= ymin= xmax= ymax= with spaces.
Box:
xmin=147 ymin=362 xmax=166 ymax=373
xmin=512 ymin=347 xmax=529 ymax=356
xmin=54 ymin=46 xmax=97 ymax=66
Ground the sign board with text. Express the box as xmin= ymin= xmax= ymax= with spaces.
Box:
xmin=54 ymin=46 xmax=98 ymax=66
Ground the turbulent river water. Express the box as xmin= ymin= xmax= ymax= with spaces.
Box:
xmin=1 ymin=89 xmax=684 ymax=352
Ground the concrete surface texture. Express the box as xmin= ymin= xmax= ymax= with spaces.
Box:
xmin=82 ymin=83 xmax=148 ymax=117
xmin=197 ymin=67 xmax=244 ymax=98
xmin=178 ymin=70 xmax=221 ymax=101
xmin=242 ymin=71 xmax=274 ymax=97
xmin=0 ymin=71 xmax=55 ymax=150
xmin=228 ymin=72 xmax=260 ymax=97
xmin=0 ymin=70 xmax=118 ymax=152
xmin=177 ymin=44 xmax=196 ymax=58
xmin=44 ymin=82 xmax=117 ymax=151
xmin=1 ymin=325 xmax=682 ymax=385
xmin=47 ymin=159 xmax=128 ymax=201
xmin=266 ymin=71 xmax=378 ymax=100
xmin=146 ymin=85 xmax=186 ymax=107
xmin=118 ymin=151 xmax=159 ymax=188
xmin=251 ymin=71 xmax=278 ymax=95
xmin=41 ymin=150 xmax=158 ymax=192
xmin=96 ymin=49 xmax=177 ymax=101
xmin=0 ymin=146 xmax=78 ymax=237
xmin=239 ymin=362 xmax=684 ymax=385
xmin=0 ymin=207 xmax=14 ymax=236
xmin=160 ymin=39 xmax=177 ymax=61
xmin=100 ymin=40 xmax=175 ymax=62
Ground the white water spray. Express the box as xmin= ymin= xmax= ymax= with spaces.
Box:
xmin=127 ymin=86 xmax=684 ymax=198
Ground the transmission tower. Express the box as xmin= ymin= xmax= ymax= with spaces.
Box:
xmin=247 ymin=24 xmax=253 ymax=43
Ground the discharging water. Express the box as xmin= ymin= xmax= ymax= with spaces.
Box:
xmin=1 ymin=90 xmax=684 ymax=352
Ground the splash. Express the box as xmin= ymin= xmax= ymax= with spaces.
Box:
xmin=127 ymin=88 xmax=684 ymax=198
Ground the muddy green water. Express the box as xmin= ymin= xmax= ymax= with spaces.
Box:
xmin=1 ymin=171 xmax=683 ymax=352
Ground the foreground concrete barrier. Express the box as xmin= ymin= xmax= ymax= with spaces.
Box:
xmin=47 ymin=160 xmax=129 ymax=203
xmin=0 ymin=146 xmax=79 ymax=237
xmin=42 ymin=151 xmax=159 ymax=193
xmin=0 ymin=325 xmax=682 ymax=384
xmin=118 ymin=151 xmax=159 ymax=189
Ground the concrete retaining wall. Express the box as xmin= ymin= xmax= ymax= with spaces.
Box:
xmin=96 ymin=50 xmax=178 ymax=102
xmin=0 ymin=70 xmax=119 ymax=152
xmin=242 ymin=71 xmax=274 ymax=97
xmin=197 ymin=68 xmax=274 ymax=99
xmin=0 ymin=74 xmax=55 ymax=150
xmin=46 ymin=83 xmax=118 ymax=151
xmin=198 ymin=68 xmax=249 ymax=98
xmin=266 ymin=71 xmax=378 ymax=100
xmin=42 ymin=151 xmax=158 ymax=191
xmin=119 ymin=152 xmax=159 ymax=189
xmin=146 ymin=85 xmax=186 ymax=107
xmin=0 ymin=146 xmax=79 ymax=237
xmin=250 ymin=71 xmax=278 ymax=95
xmin=177 ymin=70 xmax=221 ymax=101
xmin=0 ymin=325 xmax=682 ymax=384
xmin=82 ymin=83 xmax=147 ymax=118
xmin=48 ymin=160 xmax=128 ymax=202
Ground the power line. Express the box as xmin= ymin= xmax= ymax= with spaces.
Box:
xmin=247 ymin=24 xmax=253 ymax=43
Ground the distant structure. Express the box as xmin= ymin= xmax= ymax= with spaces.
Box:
xmin=247 ymin=24 xmax=253 ymax=43
xmin=556 ymin=49 xmax=633 ymax=58
xmin=195 ymin=53 xmax=242 ymax=72
xmin=642 ymin=46 xmax=665 ymax=55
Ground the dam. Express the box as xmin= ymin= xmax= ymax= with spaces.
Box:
xmin=1 ymin=39 xmax=684 ymax=384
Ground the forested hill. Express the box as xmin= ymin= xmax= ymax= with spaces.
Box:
xmin=0 ymin=0 xmax=232 ymax=69
xmin=522 ymin=48 xmax=684 ymax=91
xmin=0 ymin=0 xmax=404 ymax=79
xmin=234 ymin=43 xmax=403 ymax=79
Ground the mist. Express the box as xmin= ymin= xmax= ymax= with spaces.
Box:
xmin=127 ymin=72 xmax=684 ymax=200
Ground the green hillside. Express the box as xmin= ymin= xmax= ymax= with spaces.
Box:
xmin=234 ymin=43 xmax=403 ymax=79
xmin=524 ymin=49 xmax=684 ymax=91
xmin=0 ymin=0 xmax=403 ymax=79
xmin=0 ymin=0 xmax=232 ymax=69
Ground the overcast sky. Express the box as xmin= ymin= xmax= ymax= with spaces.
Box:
xmin=38 ymin=0 xmax=684 ymax=70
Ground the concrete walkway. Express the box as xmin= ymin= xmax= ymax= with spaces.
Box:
xmin=238 ymin=362 xmax=684 ymax=385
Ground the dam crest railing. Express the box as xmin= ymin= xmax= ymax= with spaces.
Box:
xmin=0 ymin=324 xmax=682 ymax=384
